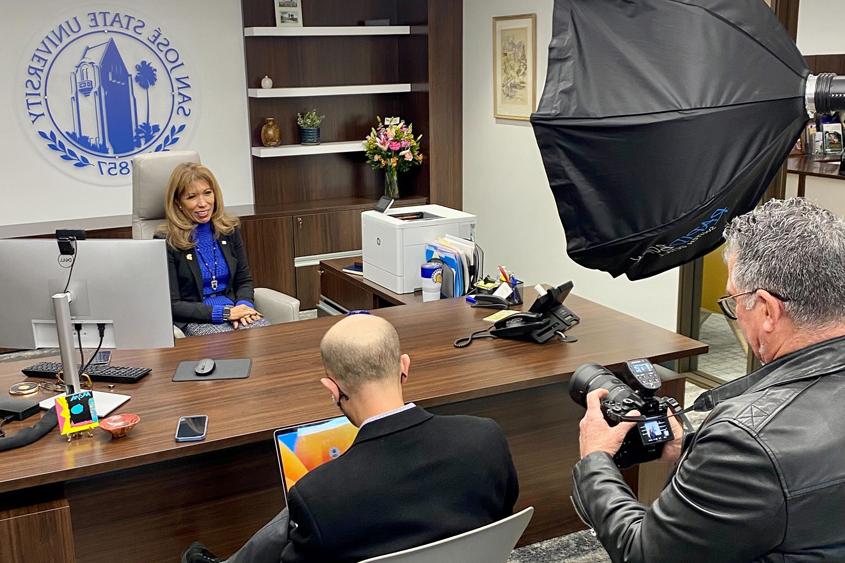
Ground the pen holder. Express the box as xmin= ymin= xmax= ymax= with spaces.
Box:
xmin=507 ymin=282 xmax=524 ymax=306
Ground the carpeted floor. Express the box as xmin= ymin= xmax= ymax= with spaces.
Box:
xmin=509 ymin=530 xmax=609 ymax=562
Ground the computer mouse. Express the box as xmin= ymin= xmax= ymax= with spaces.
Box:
xmin=194 ymin=358 xmax=216 ymax=376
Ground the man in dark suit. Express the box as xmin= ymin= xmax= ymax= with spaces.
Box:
xmin=183 ymin=314 xmax=519 ymax=563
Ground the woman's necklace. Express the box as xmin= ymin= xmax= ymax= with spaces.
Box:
xmin=195 ymin=246 xmax=220 ymax=291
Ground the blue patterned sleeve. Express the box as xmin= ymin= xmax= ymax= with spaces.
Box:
xmin=211 ymin=304 xmax=226 ymax=324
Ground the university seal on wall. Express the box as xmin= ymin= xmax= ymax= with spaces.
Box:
xmin=21 ymin=10 xmax=194 ymax=184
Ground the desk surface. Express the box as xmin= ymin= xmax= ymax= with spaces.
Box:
xmin=787 ymin=154 xmax=845 ymax=181
xmin=0 ymin=293 xmax=705 ymax=495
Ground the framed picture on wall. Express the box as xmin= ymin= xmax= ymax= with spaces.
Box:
xmin=275 ymin=0 xmax=303 ymax=27
xmin=492 ymin=14 xmax=537 ymax=120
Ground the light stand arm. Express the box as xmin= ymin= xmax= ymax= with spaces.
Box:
xmin=51 ymin=293 xmax=82 ymax=394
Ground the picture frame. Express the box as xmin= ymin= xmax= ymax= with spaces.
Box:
xmin=492 ymin=14 xmax=537 ymax=121
xmin=274 ymin=0 xmax=303 ymax=27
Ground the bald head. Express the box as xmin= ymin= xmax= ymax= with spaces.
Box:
xmin=320 ymin=315 xmax=401 ymax=390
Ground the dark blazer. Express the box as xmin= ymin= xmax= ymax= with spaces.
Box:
xmin=281 ymin=406 xmax=519 ymax=563
xmin=161 ymin=227 xmax=255 ymax=328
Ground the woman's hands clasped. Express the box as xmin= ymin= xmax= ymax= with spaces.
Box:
xmin=229 ymin=304 xmax=262 ymax=328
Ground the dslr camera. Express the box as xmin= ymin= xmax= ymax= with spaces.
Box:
xmin=569 ymin=359 xmax=679 ymax=468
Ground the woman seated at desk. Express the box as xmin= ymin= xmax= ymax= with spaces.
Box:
xmin=158 ymin=163 xmax=269 ymax=336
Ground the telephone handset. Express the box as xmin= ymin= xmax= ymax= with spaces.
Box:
xmin=490 ymin=312 xmax=549 ymax=339
xmin=490 ymin=282 xmax=580 ymax=344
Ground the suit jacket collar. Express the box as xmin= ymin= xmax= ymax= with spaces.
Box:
xmin=351 ymin=406 xmax=433 ymax=447
xmin=184 ymin=247 xmax=204 ymax=297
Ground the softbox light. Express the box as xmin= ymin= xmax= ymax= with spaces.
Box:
xmin=532 ymin=0 xmax=845 ymax=280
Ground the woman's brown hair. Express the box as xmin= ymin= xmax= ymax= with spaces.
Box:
xmin=157 ymin=163 xmax=240 ymax=250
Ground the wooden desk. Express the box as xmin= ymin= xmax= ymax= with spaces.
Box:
xmin=787 ymin=154 xmax=845 ymax=198
xmin=319 ymin=256 xmax=420 ymax=311
xmin=0 ymin=296 xmax=705 ymax=562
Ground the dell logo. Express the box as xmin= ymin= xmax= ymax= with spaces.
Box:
xmin=58 ymin=255 xmax=74 ymax=268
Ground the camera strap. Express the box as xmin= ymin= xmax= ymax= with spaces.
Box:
xmin=690 ymin=370 xmax=771 ymax=412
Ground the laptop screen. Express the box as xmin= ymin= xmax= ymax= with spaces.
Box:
xmin=274 ymin=415 xmax=358 ymax=492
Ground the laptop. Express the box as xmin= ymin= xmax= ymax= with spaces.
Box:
xmin=273 ymin=415 xmax=358 ymax=502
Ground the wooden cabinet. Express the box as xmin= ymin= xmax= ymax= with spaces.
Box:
xmin=239 ymin=0 xmax=462 ymax=308
xmin=239 ymin=216 xmax=296 ymax=296
xmin=293 ymin=209 xmax=362 ymax=257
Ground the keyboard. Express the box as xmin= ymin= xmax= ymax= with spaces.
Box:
xmin=21 ymin=362 xmax=151 ymax=384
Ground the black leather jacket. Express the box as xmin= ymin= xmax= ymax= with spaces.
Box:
xmin=572 ymin=335 xmax=845 ymax=562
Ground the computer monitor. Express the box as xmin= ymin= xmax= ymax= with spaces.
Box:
xmin=0 ymin=238 xmax=174 ymax=351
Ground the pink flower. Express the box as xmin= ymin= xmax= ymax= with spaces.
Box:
xmin=388 ymin=141 xmax=401 ymax=151
xmin=401 ymin=150 xmax=413 ymax=161
xmin=401 ymin=140 xmax=410 ymax=148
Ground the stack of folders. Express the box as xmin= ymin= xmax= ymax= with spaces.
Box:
xmin=424 ymin=235 xmax=483 ymax=298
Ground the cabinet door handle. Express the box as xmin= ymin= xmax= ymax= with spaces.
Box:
xmin=318 ymin=268 xmax=324 ymax=276
xmin=297 ymin=217 xmax=303 ymax=229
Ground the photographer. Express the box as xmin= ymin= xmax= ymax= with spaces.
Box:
xmin=572 ymin=198 xmax=845 ymax=562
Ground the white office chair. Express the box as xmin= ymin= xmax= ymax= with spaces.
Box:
xmin=131 ymin=151 xmax=300 ymax=336
xmin=358 ymin=507 xmax=534 ymax=563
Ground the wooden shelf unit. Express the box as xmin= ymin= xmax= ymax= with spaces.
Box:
xmin=244 ymin=25 xmax=411 ymax=37
xmin=247 ymin=83 xmax=412 ymax=98
xmin=240 ymin=0 xmax=461 ymax=307
xmin=251 ymin=141 xmax=365 ymax=158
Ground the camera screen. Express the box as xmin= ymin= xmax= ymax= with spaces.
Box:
xmin=638 ymin=418 xmax=672 ymax=445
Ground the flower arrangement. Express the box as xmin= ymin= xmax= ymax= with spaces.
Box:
xmin=363 ymin=116 xmax=424 ymax=198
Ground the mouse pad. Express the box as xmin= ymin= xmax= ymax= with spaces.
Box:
xmin=172 ymin=359 xmax=252 ymax=382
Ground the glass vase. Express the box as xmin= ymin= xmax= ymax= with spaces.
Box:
xmin=384 ymin=167 xmax=399 ymax=199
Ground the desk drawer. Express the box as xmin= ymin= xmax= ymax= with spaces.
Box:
xmin=320 ymin=267 xmax=375 ymax=311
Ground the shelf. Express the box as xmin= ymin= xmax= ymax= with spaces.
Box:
xmin=230 ymin=195 xmax=429 ymax=219
xmin=244 ymin=26 xmax=410 ymax=37
xmin=251 ymin=141 xmax=364 ymax=158
xmin=248 ymin=83 xmax=411 ymax=98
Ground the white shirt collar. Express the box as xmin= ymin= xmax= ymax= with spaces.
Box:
xmin=359 ymin=402 xmax=416 ymax=429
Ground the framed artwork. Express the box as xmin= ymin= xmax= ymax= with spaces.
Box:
xmin=493 ymin=14 xmax=537 ymax=120
xmin=275 ymin=0 xmax=303 ymax=27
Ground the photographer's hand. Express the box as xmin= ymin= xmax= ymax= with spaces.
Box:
xmin=579 ymin=389 xmax=639 ymax=459
xmin=658 ymin=405 xmax=685 ymax=464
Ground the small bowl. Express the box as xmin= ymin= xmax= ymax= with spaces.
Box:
xmin=99 ymin=413 xmax=140 ymax=438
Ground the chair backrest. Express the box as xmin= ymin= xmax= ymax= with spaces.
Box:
xmin=357 ymin=507 xmax=534 ymax=563
xmin=131 ymin=150 xmax=200 ymax=239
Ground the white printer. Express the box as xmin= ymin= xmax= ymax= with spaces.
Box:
xmin=361 ymin=204 xmax=476 ymax=294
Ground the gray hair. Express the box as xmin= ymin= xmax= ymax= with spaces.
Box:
xmin=723 ymin=198 xmax=845 ymax=328
xmin=319 ymin=316 xmax=401 ymax=390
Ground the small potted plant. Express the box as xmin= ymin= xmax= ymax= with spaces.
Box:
xmin=297 ymin=109 xmax=325 ymax=145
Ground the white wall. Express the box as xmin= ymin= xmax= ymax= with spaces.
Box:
xmin=797 ymin=0 xmax=845 ymax=55
xmin=0 ymin=0 xmax=252 ymax=227
xmin=462 ymin=0 xmax=679 ymax=330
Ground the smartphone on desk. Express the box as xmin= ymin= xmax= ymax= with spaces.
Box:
xmin=175 ymin=415 xmax=208 ymax=442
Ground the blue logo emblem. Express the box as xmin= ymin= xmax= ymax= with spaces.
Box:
xmin=22 ymin=11 xmax=194 ymax=184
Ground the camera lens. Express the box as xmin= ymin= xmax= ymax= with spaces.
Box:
xmin=568 ymin=363 xmax=638 ymax=407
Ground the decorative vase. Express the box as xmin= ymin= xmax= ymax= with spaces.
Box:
xmin=260 ymin=75 xmax=273 ymax=89
xmin=260 ymin=117 xmax=281 ymax=147
xmin=299 ymin=127 xmax=320 ymax=145
xmin=384 ymin=167 xmax=399 ymax=199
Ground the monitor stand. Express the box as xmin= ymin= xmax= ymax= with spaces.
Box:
xmin=52 ymin=292 xmax=83 ymax=394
